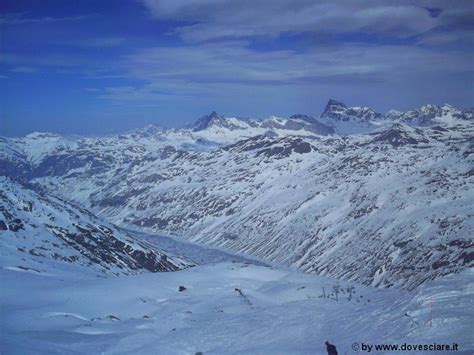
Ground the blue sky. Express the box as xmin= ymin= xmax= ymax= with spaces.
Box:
xmin=1 ymin=0 xmax=473 ymax=136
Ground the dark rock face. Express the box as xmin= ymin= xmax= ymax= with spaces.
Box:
xmin=95 ymin=188 xmax=150 ymax=208
xmin=223 ymin=135 xmax=314 ymax=158
xmin=0 ymin=202 xmax=25 ymax=232
xmin=256 ymin=139 xmax=313 ymax=158
xmin=0 ymin=158 xmax=32 ymax=184
xmin=35 ymin=154 xmax=112 ymax=177
xmin=193 ymin=111 xmax=226 ymax=131
xmin=455 ymin=108 xmax=474 ymax=120
xmin=321 ymin=99 xmax=347 ymax=118
xmin=46 ymin=223 xmax=184 ymax=273
xmin=370 ymin=124 xmax=430 ymax=147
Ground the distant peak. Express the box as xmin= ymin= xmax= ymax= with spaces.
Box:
xmin=321 ymin=99 xmax=347 ymax=117
xmin=25 ymin=132 xmax=62 ymax=139
xmin=289 ymin=114 xmax=312 ymax=120
xmin=193 ymin=111 xmax=225 ymax=131
xmin=131 ymin=124 xmax=163 ymax=137
xmin=205 ymin=110 xmax=224 ymax=120
xmin=326 ymin=99 xmax=347 ymax=109
xmin=441 ymin=103 xmax=455 ymax=110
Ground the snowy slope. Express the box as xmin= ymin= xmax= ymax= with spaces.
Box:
xmin=0 ymin=177 xmax=192 ymax=275
xmin=11 ymin=132 xmax=79 ymax=165
xmin=1 ymin=260 xmax=472 ymax=354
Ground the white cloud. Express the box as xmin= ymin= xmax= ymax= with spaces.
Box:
xmin=418 ymin=30 xmax=474 ymax=46
xmin=140 ymin=0 xmax=466 ymax=42
xmin=96 ymin=40 xmax=472 ymax=106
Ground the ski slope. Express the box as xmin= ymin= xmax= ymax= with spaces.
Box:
xmin=1 ymin=259 xmax=472 ymax=354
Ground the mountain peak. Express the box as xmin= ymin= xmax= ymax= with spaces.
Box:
xmin=321 ymin=99 xmax=349 ymax=118
xmin=327 ymin=98 xmax=347 ymax=107
xmin=323 ymin=99 xmax=347 ymax=114
xmin=193 ymin=111 xmax=224 ymax=131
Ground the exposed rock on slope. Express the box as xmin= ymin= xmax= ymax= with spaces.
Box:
xmin=0 ymin=177 xmax=192 ymax=275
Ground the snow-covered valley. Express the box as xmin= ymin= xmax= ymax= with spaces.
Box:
xmin=1 ymin=99 xmax=473 ymax=354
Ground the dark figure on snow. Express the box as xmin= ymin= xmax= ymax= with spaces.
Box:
xmin=325 ymin=341 xmax=338 ymax=355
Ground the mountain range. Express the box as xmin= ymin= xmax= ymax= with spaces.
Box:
xmin=1 ymin=99 xmax=473 ymax=291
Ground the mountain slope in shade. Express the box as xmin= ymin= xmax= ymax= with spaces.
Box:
xmin=0 ymin=177 xmax=193 ymax=275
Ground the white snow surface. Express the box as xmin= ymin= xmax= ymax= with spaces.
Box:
xmin=1 ymin=258 xmax=472 ymax=354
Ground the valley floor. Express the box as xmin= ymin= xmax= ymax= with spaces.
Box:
xmin=1 ymin=245 xmax=473 ymax=354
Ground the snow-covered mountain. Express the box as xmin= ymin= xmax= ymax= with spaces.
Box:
xmin=318 ymin=99 xmax=387 ymax=134
xmin=183 ymin=100 xmax=474 ymax=139
xmin=387 ymin=103 xmax=474 ymax=126
xmin=317 ymin=99 xmax=473 ymax=134
xmin=189 ymin=110 xmax=334 ymax=144
xmin=1 ymin=106 xmax=472 ymax=290
xmin=0 ymin=177 xmax=192 ymax=276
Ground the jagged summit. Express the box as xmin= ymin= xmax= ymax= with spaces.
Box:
xmin=193 ymin=111 xmax=225 ymax=131
xmin=389 ymin=103 xmax=473 ymax=126
xmin=321 ymin=99 xmax=347 ymax=117
xmin=160 ymin=100 xmax=474 ymax=139
xmin=321 ymin=99 xmax=382 ymax=121
xmin=318 ymin=99 xmax=384 ymax=134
